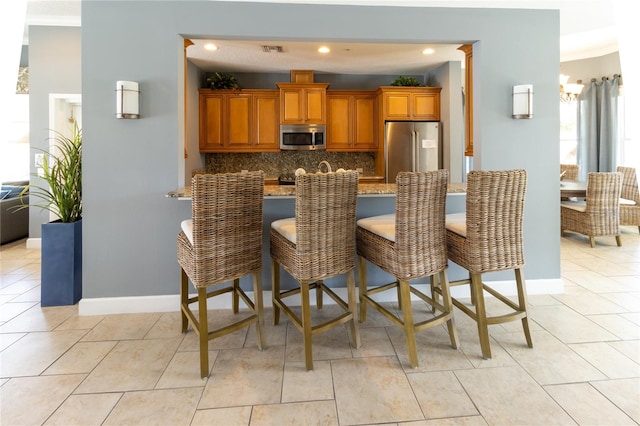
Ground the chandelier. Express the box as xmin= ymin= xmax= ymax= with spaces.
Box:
xmin=560 ymin=74 xmax=584 ymax=103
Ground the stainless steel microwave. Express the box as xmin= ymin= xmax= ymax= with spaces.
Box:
xmin=280 ymin=124 xmax=326 ymax=151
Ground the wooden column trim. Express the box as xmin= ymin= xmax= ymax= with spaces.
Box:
xmin=458 ymin=44 xmax=473 ymax=157
xmin=184 ymin=39 xmax=194 ymax=159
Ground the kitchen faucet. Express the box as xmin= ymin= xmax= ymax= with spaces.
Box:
xmin=318 ymin=160 xmax=332 ymax=173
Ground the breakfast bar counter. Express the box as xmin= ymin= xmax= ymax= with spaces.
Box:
xmin=167 ymin=182 xmax=467 ymax=199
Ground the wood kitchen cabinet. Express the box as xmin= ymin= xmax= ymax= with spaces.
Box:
xmin=326 ymin=91 xmax=377 ymax=151
xmin=277 ymin=83 xmax=329 ymax=124
xmin=378 ymin=86 xmax=441 ymax=121
xmin=199 ymin=89 xmax=279 ymax=152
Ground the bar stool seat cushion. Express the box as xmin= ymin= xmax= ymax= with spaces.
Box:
xmin=271 ymin=218 xmax=296 ymax=243
xmin=181 ymin=219 xmax=194 ymax=245
xmin=356 ymin=214 xmax=396 ymax=242
xmin=444 ymin=212 xmax=467 ymax=237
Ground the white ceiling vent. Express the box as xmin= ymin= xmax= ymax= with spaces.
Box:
xmin=261 ymin=45 xmax=283 ymax=53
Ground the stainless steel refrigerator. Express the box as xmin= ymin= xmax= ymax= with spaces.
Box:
xmin=384 ymin=121 xmax=441 ymax=183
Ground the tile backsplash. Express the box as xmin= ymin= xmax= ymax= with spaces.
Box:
xmin=204 ymin=152 xmax=377 ymax=177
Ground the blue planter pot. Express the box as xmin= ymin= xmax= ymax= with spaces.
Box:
xmin=41 ymin=220 xmax=82 ymax=306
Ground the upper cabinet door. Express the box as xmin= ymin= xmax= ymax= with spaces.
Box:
xmin=383 ymin=92 xmax=411 ymax=120
xmin=199 ymin=93 xmax=224 ymax=151
xmin=326 ymin=95 xmax=351 ymax=149
xmin=378 ymin=87 xmax=441 ymax=121
xmin=326 ymin=91 xmax=377 ymax=152
xmin=226 ymin=94 xmax=252 ymax=149
xmin=411 ymin=92 xmax=440 ymax=120
xmin=253 ymin=92 xmax=279 ymax=151
xmin=277 ymin=83 xmax=329 ymax=124
xmin=199 ymin=89 xmax=279 ymax=152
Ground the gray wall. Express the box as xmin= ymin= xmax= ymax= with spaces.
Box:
xmin=77 ymin=1 xmax=560 ymax=299
xmin=560 ymin=52 xmax=621 ymax=84
xmin=28 ymin=26 xmax=82 ymax=238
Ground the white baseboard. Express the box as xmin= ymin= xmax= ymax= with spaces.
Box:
xmin=78 ymin=278 xmax=563 ymax=316
xmin=26 ymin=238 xmax=41 ymax=249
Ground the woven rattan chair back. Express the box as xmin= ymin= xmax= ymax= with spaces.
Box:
xmin=617 ymin=166 xmax=640 ymax=233
xmin=357 ymin=170 xmax=458 ymax=368
xmin=188 ymin=172 xmax=263 ymax=284
xmin=445 ymin=169 xmax=532 ymax=360
xmin=455 ymin=169 xmax=527 ymax=273
xmin=395 ymin=170 xmax=449 ymax=276
xmin=618 ymin=166 xmax=640 ymax=203
xmin=270 ymin=170 xmax=361 ymax=370
xmin=560 ymin=164 xmax=579 ymax=181
xmin=290 ymin=170 xmax=359 ymax=280
xmin=561 ymin=172 xmax=622 ymax=247
xmin=177 ymin=171 xmax=265 ymax=377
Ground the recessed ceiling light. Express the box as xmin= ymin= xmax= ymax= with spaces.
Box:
xmin=422 ymin=48 xmax=435 ymax=55
xmin=318 ymin=46 xmax=330 ymax=54
xmin=204 ymin=43 xmax=218 ymax=51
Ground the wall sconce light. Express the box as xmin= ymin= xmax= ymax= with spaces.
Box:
xmin=116 ymin=81 xmax=140 ymax=119
xmin=512 ymin=84 xmax=533 ymax=119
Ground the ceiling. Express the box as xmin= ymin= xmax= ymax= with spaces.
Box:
xmin=24 ymin=0 xmax=619 ymax=74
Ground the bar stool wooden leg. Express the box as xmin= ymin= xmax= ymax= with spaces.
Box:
xmin=272 ymin=259 xmax=281 ymax=326
xmin=301 ymin=280 xmax=313 ymax=370
xmin=471 ymin=273 xmax=491 ymax=359
xmin=232 ymin=278 xmax=240 ymax=313
xmin=198 ymin=287 xmax=209 ymax=378
xmin=515 ymin=268 xmax=533 ymax=348
xmin=253 ymin=271 xmax=265 ymax=350
xmin=316 ymin=280 xmax=324 ymax=309
xmin=439 ymin=270 xmax=459 ymax=349
xmin=180 ymin=268 xmax=189 ymax=333
xmin=347 ymin=269 xmax=361 ymax=348
xmin=399 ymin=279 xmax=418 ymax=368
xmin=357 ymin=256 xmax=368 ymax=323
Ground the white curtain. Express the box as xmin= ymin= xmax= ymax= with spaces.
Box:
xmin=576 ymin=76 xmax=621 ymax=179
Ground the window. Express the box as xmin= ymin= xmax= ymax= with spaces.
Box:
xmin=559 ymin=101 xmax=578 ymax=164
xmin=560 ymin=88 xmax=632 ymax=169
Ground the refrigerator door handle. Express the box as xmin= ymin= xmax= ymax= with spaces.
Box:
xmin=411 ymin=130 xmax=416 ymax=172
xmin=413 ymin=130 xmax=420 ymax=172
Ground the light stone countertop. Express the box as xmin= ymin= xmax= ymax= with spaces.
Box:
xmin=167 ymin=182 xmax=466 ymax=200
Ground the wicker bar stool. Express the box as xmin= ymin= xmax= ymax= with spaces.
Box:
xmin=177 ymin=171 xmax=265 ymax=378
xmin=617 ymin=166 xmax=640 ymax=234
xmin=270 ymin=170 xmax=361 ymax=370
xmin=561 ymin=172 xmax=622 ymax=247
xmin=357 ymin=170 xmax=459 ymax=368
xmin=444 ymin=169 xmax=532 ymax=359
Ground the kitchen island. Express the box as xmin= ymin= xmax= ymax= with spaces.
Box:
xmin=167 ymin=182 xmax=468 ymax=298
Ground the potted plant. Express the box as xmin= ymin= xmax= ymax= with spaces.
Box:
xmin=390 ymin=76 xmax=424 ymax=87
xmin=205 ymin=72 xmax=240 ymax=90
xmin=21 ymin=123 xmax=82 ymax=306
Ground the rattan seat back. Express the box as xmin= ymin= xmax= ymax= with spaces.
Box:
xmin=358 ymin=170 xmax=449 ymax=278
xmin=270 ymin=170 xmax=361 ymax=370
xmin=272 ymin=171 xmax=359 ymax=281
xmin=356 ymin=170 xmax=459 ymax=368
xmin=444 ymin=169 xmax=532 ymax=360
xmin=177 ymin=171 xmax=265 ymax=378
xmin=179 ymin=172 xmax=264 ymax=286
xmin=561 ymin=172 xmax=622 ymax=247
xmin=617 ymin=166 xmax=640 ymax=233
xmin=560 ymin=164 xmax=579 ymax=181
xmin=447 ymin=169 xmax=527 ymax=274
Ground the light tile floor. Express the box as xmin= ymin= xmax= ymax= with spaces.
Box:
xmin=1 ymin=229 xmax=639 ymax=425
